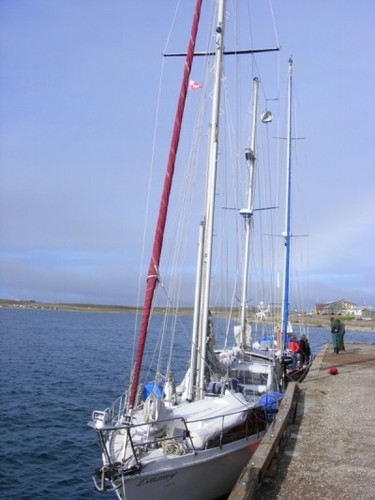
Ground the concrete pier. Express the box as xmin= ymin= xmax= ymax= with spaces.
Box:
xmin=230 ymin=342 xmax=375 ymax=500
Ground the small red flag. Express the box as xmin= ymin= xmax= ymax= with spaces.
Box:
xmin=189 ymin=79 xmax=203 ymax=90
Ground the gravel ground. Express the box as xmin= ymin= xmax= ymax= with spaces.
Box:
xmin=254 ymin=343 xmax=375 ymax=500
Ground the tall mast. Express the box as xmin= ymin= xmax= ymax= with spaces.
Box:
xmin=239 ymin=77 xmax=259 ymax=347
xmin=128 ymin=0 xmax=203 ymax=410
xmin=194 ymin=0 xmax=226 ymax=399
xmin=281 ymin=58 xmax=293 ymax=352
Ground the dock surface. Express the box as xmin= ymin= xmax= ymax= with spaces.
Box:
xmin=253 ymin=342 xmax=375 ymax=499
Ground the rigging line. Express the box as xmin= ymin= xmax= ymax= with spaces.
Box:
xmin=268 ymin=0 xmax=281 ymax=49
xmin=222 ymin=281 xmax=239 ymax=350
xmin=148 ymin=275 xmax=177 ymax=376
xmin=266 ymin=116 xmax=277 ymax=296
xmin=162 ymin=40 xmax=213 ymax=314
xmin=131 ymin=55 xmax=167 ymax=375
xmin=242 ymin=0 xmax=256 ymax=81
xmin=134 ymin=0 xmax=183 ymax=343
xmin=245 ymin=2 xmax=279 ymax=102
xmin=154 ymin=126 xmax=206 ymax=366
xmin=213 ymin=91 xmax=240 ymax=315
xmin=216 ymin=76 xmax=240 ymax=312
xmin=137 ymin=0 xmax=185 ymax=338
xmin=159 ymin=25 xmax=214 ymax=331
xmin=162 ymin=0 xmax=182 ymax=54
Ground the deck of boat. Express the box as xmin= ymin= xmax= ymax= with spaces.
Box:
xmin=229 ymin=342 xmax=375 ymax=499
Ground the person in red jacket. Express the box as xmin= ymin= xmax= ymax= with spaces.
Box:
xmin=288 ymin=336 xmax=300 ymax=368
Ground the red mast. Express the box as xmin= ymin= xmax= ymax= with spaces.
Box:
xmin=128 ymin=0 xmax=203 ymax=410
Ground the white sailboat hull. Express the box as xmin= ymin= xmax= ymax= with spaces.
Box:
xmin=92 ymin=392 xmax=270 ymax=500
xmin=111 ymin=433 xmax=264 ymax=500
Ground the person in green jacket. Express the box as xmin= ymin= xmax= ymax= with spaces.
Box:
xmin=337 ymin=319 xmax=346 ymax=351
xmin=330 ymin=317 xmax=341 ymax=354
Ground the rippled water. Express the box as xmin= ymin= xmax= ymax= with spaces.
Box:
xmin=1 ymin=308 xmax=373 ymax=499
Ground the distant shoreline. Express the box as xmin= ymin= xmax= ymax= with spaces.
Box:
xmin=1 ymin=299 xmax=374 ymax=333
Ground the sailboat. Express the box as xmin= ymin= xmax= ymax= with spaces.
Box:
xmin=244 ymin=58 xmax=310 ymax=383
xmin=214 ymin=75 xmax=283 ymax=403
xmin=90 ymin=2 xmax=283 ymax=499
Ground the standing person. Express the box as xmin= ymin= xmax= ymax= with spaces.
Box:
xmin=337 ymin=319 xmax=346 ymax=351
xmin=288 ymin=336 xmax=300 ymax=368
xmin=305 ymin=337 xmax=311 ymax=363
xmin=299 ymin=334 xmax=309 ymax=366
xmin=330 ymin=317 xmax=341 ymax=354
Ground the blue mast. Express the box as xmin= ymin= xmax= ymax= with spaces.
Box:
xmin=281 ymin=58 xmax=293 ymax=352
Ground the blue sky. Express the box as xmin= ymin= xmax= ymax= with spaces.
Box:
xmin=1 ymin=0 xmax=374 ymax=309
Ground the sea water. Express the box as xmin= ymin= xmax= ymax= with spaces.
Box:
xmin=1 ymin=308 xmax=374 ymax=499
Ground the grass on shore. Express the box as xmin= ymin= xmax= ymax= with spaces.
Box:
xmin=1 ymin=299 xmax=374 ymax=332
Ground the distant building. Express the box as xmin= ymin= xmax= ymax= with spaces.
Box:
xmin=314 ymin=299 xmax=356 ymax=316
xmin=359 ymin=307 xmax=375 ymax=320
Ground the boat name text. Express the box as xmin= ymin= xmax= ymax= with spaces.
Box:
xmin=136 ymin=472 xmax=177 ymax=487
